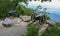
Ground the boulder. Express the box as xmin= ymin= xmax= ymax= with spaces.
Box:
xmin=11 ymin=17 xmax=22 ymax=24
xmin=38 ymin=24 xmax=48 ymax=36
xmin=46 ymin=20 xmax=56 ymax=25
xmin=20 ymin=15 xmax=31 ymax=21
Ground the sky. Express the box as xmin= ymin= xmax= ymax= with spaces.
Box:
xmin=28 ymin=0 xmax=60 ymax=8
xmin=27 ymin=0 xmax=60 ymax=14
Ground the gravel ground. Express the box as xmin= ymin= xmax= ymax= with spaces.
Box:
xmin=0 ymin=26 xmax=27 ymax=36
xmin=0 ymin=18 xmax=28 ymax=36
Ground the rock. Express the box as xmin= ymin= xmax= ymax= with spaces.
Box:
xmin=0 ymin=17 xmax=28 ymax=36
xmin=14 ymin=21 xmax=29 ymax=27
xmin=46 ymin=20 xmax=56 ymax=25
xmin=0 ymin=25 xmax=27 ymax=36
xmin=0 ymin=21 xmax=3 ymax=27
xmin=38 ymin=24 xmax=48 ymax=36
xmin=11 ymin=17 xmax=22 ymax=24
xmin=20 ymin=15 xmax=31 ymax=21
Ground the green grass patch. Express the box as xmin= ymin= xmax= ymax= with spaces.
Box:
xmin=41 ymin=25 xmax=60 ymax=36
xmin=27 ymin=23 xmax=39 ymax=36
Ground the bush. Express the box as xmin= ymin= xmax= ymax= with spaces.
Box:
xmin=15 ymin=5 xmax=33 ymax=17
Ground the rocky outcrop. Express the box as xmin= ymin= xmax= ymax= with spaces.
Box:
xmin=38 ymin=24 xmax=49 ymax=36
xmin=46 ymin=20 xmax=56 ymax=25
xmin=11 ymin=17 xmax=22 ymax=24
xmin=20 ymin=15 xmax=31 ymax=22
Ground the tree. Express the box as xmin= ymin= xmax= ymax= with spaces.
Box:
xmin=35 ymin=5 xmax=50 ymax=23
xmin=0 ymin=0 xmax=28 ymax=19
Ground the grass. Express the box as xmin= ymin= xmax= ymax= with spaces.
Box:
xmin=27 ymin=23 xmax=40 ymax=36
xmin=26 ymin=22 xmax=60 ymax=36
xmin=41 ymin=25 xmax=60 ymax=36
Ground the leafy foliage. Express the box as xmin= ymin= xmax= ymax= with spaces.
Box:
xmin=0 ymin=0 xmax=28 ymax=19
xmin=15 ymin=5 xmax=33 ymax=16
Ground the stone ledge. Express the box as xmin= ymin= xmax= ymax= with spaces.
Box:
xmin=38 ymin=24 xmax=49 ymax=36
xmin=20 ymin=15 xmax=31 ymax=21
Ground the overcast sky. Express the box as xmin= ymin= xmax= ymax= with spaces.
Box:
xmin=27 ymin=0 xmax=60 ymax=14
xmin=28 ymin=0 xmax=60 ymax=8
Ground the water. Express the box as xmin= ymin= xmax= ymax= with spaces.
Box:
xmin=48 ymin=13 xmax=60 ymax=22
xmin=27 ymin=0 xmax=60 ymax=22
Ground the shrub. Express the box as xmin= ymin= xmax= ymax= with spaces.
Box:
xmin=15 ymin=5 xmax=33 ymax=17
